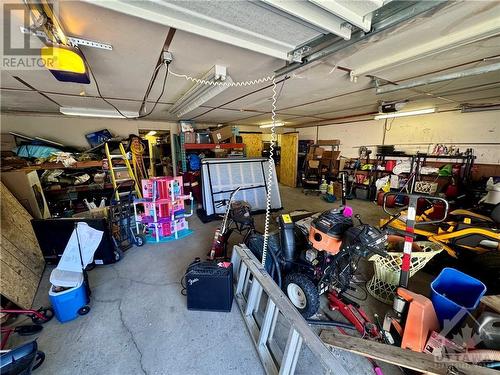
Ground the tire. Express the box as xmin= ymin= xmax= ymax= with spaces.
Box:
xmin=284 ymin=273 xmax=320 ymax=318
xmin=468 ymin=251 xmax=500 ymax=294
xmin=15 ymin=324 xmax=43 ymax=336
xmin=135 ymin=234 xmax=146 ymax=247
xmin=32 ymin=351 xmax=45 ymax=371
xmin=78 ymin=306 xmax=91 ymax=315
xmin=31 ymin=308 xmax=54 ymax=325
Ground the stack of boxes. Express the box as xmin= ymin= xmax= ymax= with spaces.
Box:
xmin=133 ymin=176 xmax=193 ymax=242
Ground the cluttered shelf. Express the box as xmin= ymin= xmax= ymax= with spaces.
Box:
xmin=43 ymin=182 xmax=123 ymax=194
xmin=184 ymin=143 xmax=245 ymax=150
xmin=18 ymin=160 xmax=104 ymax=171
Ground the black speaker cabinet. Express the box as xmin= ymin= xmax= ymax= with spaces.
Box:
xmin=185 ymin=262 xmax=233 ymax=312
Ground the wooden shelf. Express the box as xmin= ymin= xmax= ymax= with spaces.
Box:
xmin=44 ymin=180 xmax=134 ymax=194
xmin=22 ymin=160 xmax=103 ymax=171
xmin=44 ymin=183 xmax=114 ymax=194
xmin=184 ymin=143 xmax=245 ymax=150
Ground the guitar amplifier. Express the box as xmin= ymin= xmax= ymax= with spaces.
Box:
xmin=185 ymin=261 xmax=233 ymax=312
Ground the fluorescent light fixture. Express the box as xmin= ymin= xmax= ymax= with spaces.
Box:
xmin=60 ymin=107 xmax=138 ymax=118
xmin=259 ymin=122 xmax=285 ymax=129
xmin=374 ymin=108 xmax=435 ymax=120
xmin=170 ymin=65 xmax=233 ymax=118
xmin=145 ymin=131 xmax=157 ymax=137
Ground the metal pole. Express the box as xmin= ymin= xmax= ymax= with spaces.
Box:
xmin=376 ymin=62 xmax=500 ymax=95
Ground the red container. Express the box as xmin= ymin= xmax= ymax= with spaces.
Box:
xmin=385 ymin=160 xmax=396 ymax=172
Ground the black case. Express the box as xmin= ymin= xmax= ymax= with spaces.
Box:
xmin=31 ymin=218 xmax=117 ymax=265
xmin=185 ymin=262 xmax=233 ymax=312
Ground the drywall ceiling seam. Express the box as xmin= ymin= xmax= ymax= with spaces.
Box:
xmin=12 ymin=76 xmax=61 ymax=107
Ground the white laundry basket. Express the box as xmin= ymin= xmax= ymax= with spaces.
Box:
xmin=366 ymin=241 xmax=444 ymax=304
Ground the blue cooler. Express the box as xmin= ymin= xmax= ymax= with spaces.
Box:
xmin=49 ymin=271 xmax=89 ymax=323
xmin=430 ymin=267 xmax=486 ymax=327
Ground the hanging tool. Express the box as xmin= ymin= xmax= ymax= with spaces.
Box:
xmin=105 ymin=142 xmax=142 ymax=201
xmin=128 ymin=135 xmax=148 ymax=181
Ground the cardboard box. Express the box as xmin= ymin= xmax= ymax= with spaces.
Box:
xmin=1 ymin=170 xmax=51 ymax=219
xmin=184 ymin=132 xmax=196 ymax=144
xmin=332 ymin=182 xmax=343 ymax=199
xmin=210 ymin=126 xmax=233 ymax=143
xmin=1 ymin=133 xmax=16 ymax=154
xmin=424 ymin=331 xmax=464 ymax=357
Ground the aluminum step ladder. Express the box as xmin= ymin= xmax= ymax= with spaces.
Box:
xmin=231 ymin=244 xmax=350 ymax=375
xmin=105 ymin=142 xmax=142 ymax=201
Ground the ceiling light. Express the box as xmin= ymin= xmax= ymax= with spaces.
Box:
xmin=145 ymin=131 xmax=157 ymax=137
xmin=170 ymin=65 xmax=232 ymax=118
xmin=259 ymin=122 xmax=285 ymax=128
xmin=60 ymin=107 xmax=139 ymax=118
xmin=374 ymin=108 xmax=435 ymax=120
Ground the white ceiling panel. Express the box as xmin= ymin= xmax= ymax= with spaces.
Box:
xmin=337 ymin=2 xmax=500 ymax=78
xmin=1 ymin=89 xmax=59 ymax=113
xmin=1 ymin=72 xmax=26 ymax=89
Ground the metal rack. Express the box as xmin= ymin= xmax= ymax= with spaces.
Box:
xmin=376 ymin=152 xmax=476 ymax=193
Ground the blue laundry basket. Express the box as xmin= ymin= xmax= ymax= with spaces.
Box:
xmin=430 ymin=267 xmax=486 ymax=327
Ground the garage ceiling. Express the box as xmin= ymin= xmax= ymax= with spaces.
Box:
xmin=1 ymin=0 xmax=500 ymax=127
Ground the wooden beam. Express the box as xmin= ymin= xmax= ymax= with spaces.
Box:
xmin=320 ymin=330 xmax=497 ymax=375
xmin=481 ymin=295 xmax=500 ymax=313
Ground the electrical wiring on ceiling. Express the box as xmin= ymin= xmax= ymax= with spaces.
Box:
xmin=79 ymin=48 xmax=169 ymax=119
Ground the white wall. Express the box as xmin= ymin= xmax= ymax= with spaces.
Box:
xmin=298 ymin=111 xmax=500 ymax=164
xmin=0 ymin=113 xmax=288 ymax=149
xmin=0 ymin=113 xmax=177 ymax=149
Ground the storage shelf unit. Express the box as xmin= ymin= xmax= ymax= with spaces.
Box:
xmin=184 ymin=143 xmax=245 ymax=150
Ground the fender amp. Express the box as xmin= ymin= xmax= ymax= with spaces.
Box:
xmin=185 ymin=261 xmax=233 ymax=312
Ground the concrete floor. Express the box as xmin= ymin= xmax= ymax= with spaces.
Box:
xmin=14 ymin=186 xmax=433 ymax=374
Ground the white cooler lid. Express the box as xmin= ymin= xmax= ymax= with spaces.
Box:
xmin=50 ymin=269 xmax=83 ymax=288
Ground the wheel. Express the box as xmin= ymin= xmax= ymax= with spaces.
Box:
xmin=78 ymin=306 xmax=91 ymax=315
xmin=284 ymin=273 xmax=320 ymax=318
xmin=32 ymin=351 xmax=45 ymax=371
xmin=135 ymin=234 xmax=146 ymax=247
xmin=31 ymin=308 xmax=54 ymax=324
xmin=15 ymin=324 xmax=43 ymax=336
xmin=114 ymin=249 xmax=123 ymax=262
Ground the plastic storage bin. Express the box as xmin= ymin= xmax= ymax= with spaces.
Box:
xmin=49 ymin=274 xmax=88 ymax=323
xmin=430 ymin=267 xmax=486 ymax=326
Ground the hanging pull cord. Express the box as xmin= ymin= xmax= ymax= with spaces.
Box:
xmin=261 ymin=77 xmax=277 ymax=268
xmin=169 ymin=66 xmax=277 ymax=268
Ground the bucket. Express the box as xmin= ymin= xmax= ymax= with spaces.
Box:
xmin=385 ymin=160 xmax=396 ymax=172
xmin=430 ymin=268 xmax=486 ymax=327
